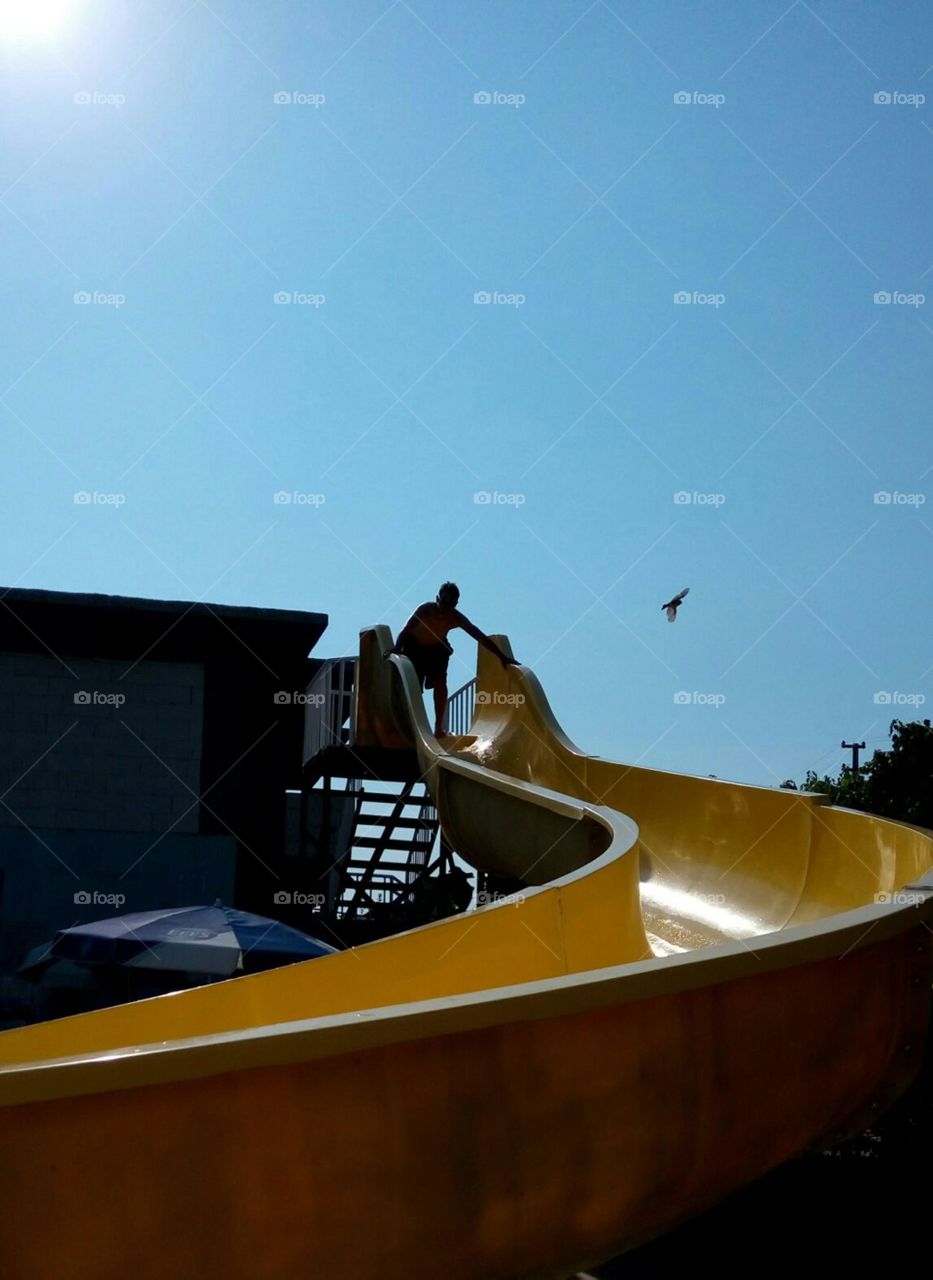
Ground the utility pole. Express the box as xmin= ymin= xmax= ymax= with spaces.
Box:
xmin=841 ymin=740 xmax=866 ymax=771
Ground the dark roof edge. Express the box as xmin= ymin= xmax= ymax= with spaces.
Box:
xmin=0 ymin=585 xmax=324 ymax=627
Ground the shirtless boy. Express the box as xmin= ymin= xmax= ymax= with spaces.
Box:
xmin=386 ymin=582 xmax=516 ymax=736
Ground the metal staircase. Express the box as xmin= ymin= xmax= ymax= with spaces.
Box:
xmin=336 ymin=781 xmax=439 ymax=921
xmin=290 ymin=665 xmax=475 ymax=944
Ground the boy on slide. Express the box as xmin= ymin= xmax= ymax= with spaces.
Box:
xmin=386 ymin=582 xmax=516 ymax=736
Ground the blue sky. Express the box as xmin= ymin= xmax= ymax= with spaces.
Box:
xmin=2 ymin=0 xmax=932 ymax=786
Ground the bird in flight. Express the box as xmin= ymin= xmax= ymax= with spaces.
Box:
xmin=662 ymin=587 xmax=690 ymax=622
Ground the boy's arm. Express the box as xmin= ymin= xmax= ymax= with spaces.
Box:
xmin=454 ymin=612 xmax=517 ymax=667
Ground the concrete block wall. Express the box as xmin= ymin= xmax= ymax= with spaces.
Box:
xmin=0 ymin=653 xmax=204 ymax=835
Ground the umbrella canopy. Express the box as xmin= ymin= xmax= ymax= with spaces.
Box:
xmin=48 ymin=903 xmax=337 ymax=977
xmin=18 ymin=947 xmax=102 ymax=988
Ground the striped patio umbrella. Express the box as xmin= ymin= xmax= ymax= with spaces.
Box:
xmin=47 ymin=902 xmax=337 ymax=976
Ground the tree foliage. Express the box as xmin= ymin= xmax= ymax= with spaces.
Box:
xmin=782 ymin=719 xmax=933 ymax=829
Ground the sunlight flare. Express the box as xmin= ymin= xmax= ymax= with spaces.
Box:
xmin=0 ymin=0 xmax=78 ymax=39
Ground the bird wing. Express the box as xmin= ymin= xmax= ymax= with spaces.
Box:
xmin=677 ymin=587 xmax=690 ymax=602
xmin=666 ymin=605 xmax=677 ymax=622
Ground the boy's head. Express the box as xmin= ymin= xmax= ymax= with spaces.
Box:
xmin=437 ymin=581 xmax=460 ymax=611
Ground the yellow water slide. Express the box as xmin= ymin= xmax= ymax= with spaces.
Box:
xmin=0 ymin=629 xmax=932 ymax=1280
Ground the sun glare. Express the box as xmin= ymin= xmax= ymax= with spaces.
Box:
xmin=0 ymin=0 xmax=77 ymax=39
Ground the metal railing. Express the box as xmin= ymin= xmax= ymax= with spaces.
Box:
xmin=444 ymin=678 xmax=476 ymax=736
xmin=302 ymin=658 xmax=355 ymax=762
xmin=407 ymin=789 xmax=438 ymax=884
xmin=338 ymin=870 xmax=402 ymax=914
